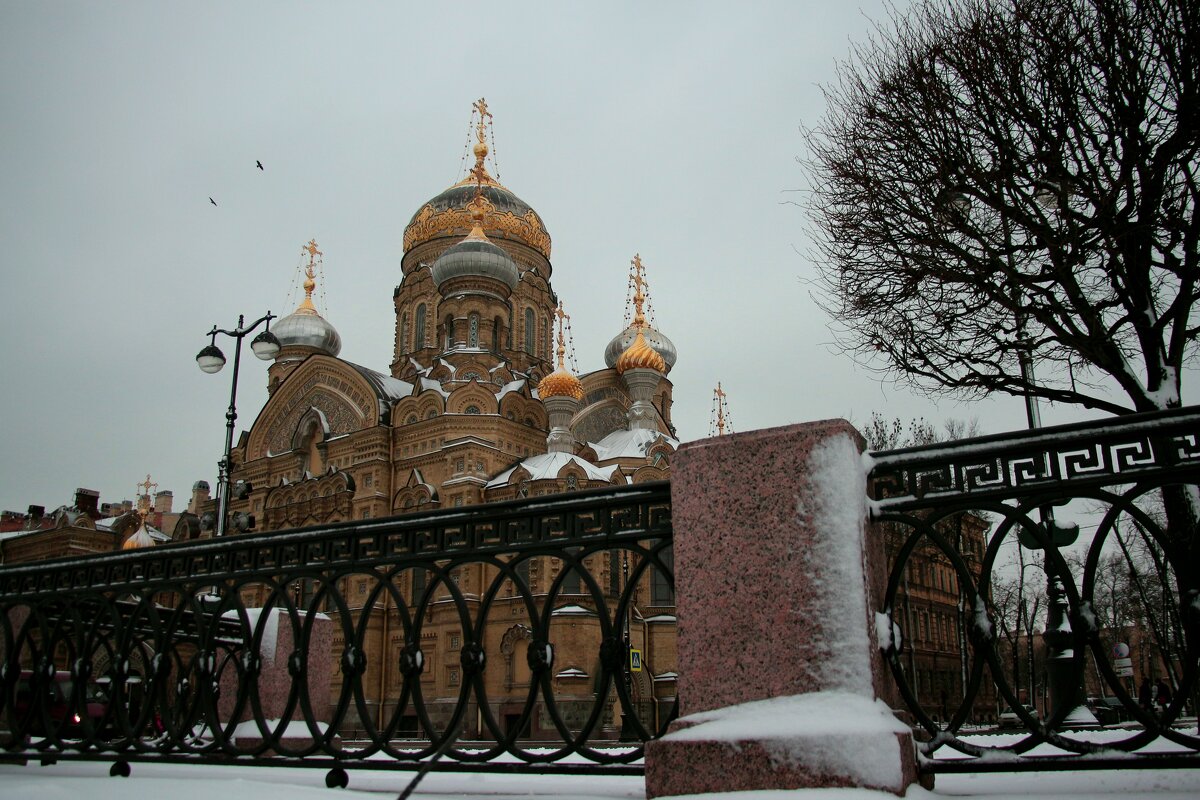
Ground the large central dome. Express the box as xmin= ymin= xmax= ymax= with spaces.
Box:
xmin=403 ymin=178 xmax=551 ymax=259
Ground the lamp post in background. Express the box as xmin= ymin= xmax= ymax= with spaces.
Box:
xmin=937 ymin=178 xmax=1093 ymax=727
xmin=196 ymin=313 xmax=280 ymax=537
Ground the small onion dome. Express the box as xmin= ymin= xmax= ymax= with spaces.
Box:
xmin=192 ymin=480 xmax=210 ymax=492
xmin=600 ymin=323 xmax=676 ymax=374
xmin=431 ymin=235 xmax=520 ymax=291
xmin=539 ymin=366 xmax=584 ymax=401
xmin=122 ymin=522 xmax=154 ymax=550
xmin=604 ymin=324 xmax=677 ymax=374
xmin=271 ymin=306 xmax=342 ymax=357
xmin=616 ymin=328 xmax=666 ymax=374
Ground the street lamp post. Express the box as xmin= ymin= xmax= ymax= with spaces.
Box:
xmin=196 ymin=313 xmax=280 ymax=536
xmin=937 ymin=179 xmax=1093 ymax=727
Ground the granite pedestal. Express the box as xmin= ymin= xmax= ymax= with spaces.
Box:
xmin=644 ymin=419 xmax=917 ymax=797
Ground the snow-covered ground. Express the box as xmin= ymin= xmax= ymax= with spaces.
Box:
xmin=0 ymin=759 xmax=1197 ymax=800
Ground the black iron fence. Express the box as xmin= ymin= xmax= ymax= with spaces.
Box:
xmin=0 ymin=481 xmax=674 ymax=783
xmin=869 ymin=406 xmax=1200 ymax=771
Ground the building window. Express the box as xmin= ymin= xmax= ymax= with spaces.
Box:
xmin=492 ymin=316 xmax=502 ymax=353
xmin=427 ymin=409 xmax=437 ymax=419
xmin=465 ymin=405 xmax=481 ymax=415
xmin=445 ymin=314 xmax=455 ymax=349
xmin=401 ymin=312 xmax=409 ymax=353
xmin=524 ymin=308 xmax=535 ymax=354
xmin=565 ymin=475 xmax=578 ymax=491
xmin=453 ymin=496 xmax=464 ymax=508
xmin=450 ymin=634 xmax=461 ymax=650
xmin=468 ymin=313 xmax=479 ymax=347
xmin=415 ymin=304 xmax=426 ymax=347
xmin=456 ymin=459 xmax=465 ymax=473
xmin=651 ymin=545 xmax=674 ymax=605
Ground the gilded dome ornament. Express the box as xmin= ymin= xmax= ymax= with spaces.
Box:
xmin=709 ymin=382 xmax=734 ymax=437
xmin=615 ymin=255 xmax=667 ymax=375
xmin=538 ymin=302 xmax=584 ymax=401
xmin=403 ymin=100 xmax=552 ymax=258
xmin=272 ymin=239 xmax=342 ymax=357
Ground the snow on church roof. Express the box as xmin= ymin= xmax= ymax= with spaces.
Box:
xmin=486 ymin=452 xmax=617 ymax=488
xmin=496 ymin=379 xmax=528 ymax=400
xmin=590 ymin=427 xmax=678 ymax=461
xmin=418 ymin=377 xmax=451 ymax=399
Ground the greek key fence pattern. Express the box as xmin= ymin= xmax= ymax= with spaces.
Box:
xmin=869 ymin=407 xmax=1200 ymax=771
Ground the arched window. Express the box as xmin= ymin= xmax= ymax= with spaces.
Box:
xmin=415 ymin=304 xmax=426 ymax=348
xmin=544 ymin=317 xmax=551 ymax=359
xmin=523 ymin=308 xmax=535 ymax=354
xmin=465 ymin=405 xmax=481 ymax=415
xmin=468 ymin=313 xmax=479 ymax=347
xmin=400 ymin=312 xmax=409 ymax=353
xmin=492 ymin=316 xmax=502 ymax=353
xmin=445 ymin=314 xmax=455 ymax=349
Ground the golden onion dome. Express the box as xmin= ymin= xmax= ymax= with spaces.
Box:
xmin=122 ymin=522 xmax=154 ymax=550
xmin=616 ymin=328 xmax=666 ymax=375
xmin=538 ymin=367 xmax=584 ymax=401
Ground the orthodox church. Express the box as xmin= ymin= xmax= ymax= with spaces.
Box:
xmin=215 ymin=100 xmax=678 ymax=531
xmin=200 ymin=101 xmax=681 ymax=736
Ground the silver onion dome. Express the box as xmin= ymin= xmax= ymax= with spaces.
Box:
xmin=604 ymin=323 xmax=677 ymax=373
xmin=272 ymin=308 xmax=342 ymax=357
xmin=431 ymin=237 xmax=520 ymax=291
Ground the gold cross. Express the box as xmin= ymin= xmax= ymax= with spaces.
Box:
xmin=474 ymin=97 xmax=492 ymax=142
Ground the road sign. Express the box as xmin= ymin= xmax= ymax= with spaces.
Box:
xmin=1114 ymin=656 xmax=1133 ymax=677
xmin=1112 ymin=642 xmax=1130 ymax=658
xmin=630 ymin=648 xmax=642 ymax=672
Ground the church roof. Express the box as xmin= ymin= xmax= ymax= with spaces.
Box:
xmin=486 ymin=452 xmax=617 ymax=488
xmin=590 ymin=428 xmax=678 ymax=461
xmin=344 ymin=361 xmax=413 ymax=409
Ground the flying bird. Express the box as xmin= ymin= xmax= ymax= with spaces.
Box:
xmin=256 ymin=160 xmax=263 ymax=171
xmin=209 ymin=197 xmax=217 ymax=206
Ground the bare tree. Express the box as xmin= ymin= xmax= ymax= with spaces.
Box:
xmin=805 ymin=0 xmax=1199 ymax=415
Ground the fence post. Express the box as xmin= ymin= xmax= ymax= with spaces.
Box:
xmin=645 ymin=420 xmax=917 ymax=796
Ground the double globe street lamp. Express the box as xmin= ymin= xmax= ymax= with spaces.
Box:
xmin=196 ymin=313 xmax=280 ymax=537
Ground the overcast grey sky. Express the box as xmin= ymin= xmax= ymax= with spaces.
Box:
xmin=1 ymin=0 xmax=1126 ymax=513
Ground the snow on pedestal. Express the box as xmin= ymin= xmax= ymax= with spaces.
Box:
xmin=644 ymin=419 xmax=917 ymax=797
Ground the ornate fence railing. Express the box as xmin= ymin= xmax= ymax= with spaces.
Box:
xmin=0 ymin=481 xmax=674 ymax=784
xmin=869 ymin=406 xmax=1200 ymax=772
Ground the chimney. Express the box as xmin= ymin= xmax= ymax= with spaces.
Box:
xmin=74 ymin=488 xmax=100 ymax=517
xmin=154 ymin=490 xmax=174 ymax=514
xmin=189 ymin=481 xmax=211 ymax=515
